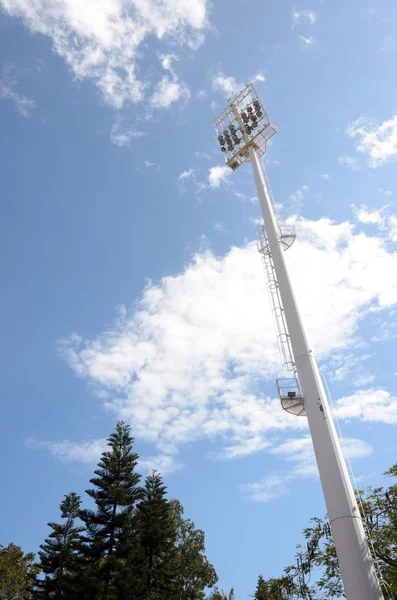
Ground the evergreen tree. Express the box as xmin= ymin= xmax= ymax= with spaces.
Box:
xmin=80 ymin=421 xmax=142 ymax=599
xmin=36 ymin=492 xmax=83 ymax=599
xmin=134 ymin=470 xmax=177 ymax=599
xmin=207 ymin=588 xmax=234 ymax=600
xmin=170 ymin=499 xmax=218 ymax=600
xmin=254 ymin=575 xmax=295 ymax=600
xmin=0 ymin=543 xmax=40 ymax=600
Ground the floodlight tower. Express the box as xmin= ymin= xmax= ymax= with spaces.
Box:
xmin=213 ymin=83 xmax=384 ymax=600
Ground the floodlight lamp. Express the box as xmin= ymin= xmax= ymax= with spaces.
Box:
xmin=256 ymin=111 xmax=263 ymax=118
xmin=221 ymin=146 xmax=226 ymax=153
xmin=247 ymin=106 xmax=253 ymax=113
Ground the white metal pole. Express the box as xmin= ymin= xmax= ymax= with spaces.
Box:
xmin=248 ymin=144 xmax=383 ymax=600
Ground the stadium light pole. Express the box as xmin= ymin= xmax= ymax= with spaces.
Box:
xmin=212 ymin=83 xmax=384 ymax=600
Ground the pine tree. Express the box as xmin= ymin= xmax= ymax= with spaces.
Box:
xmin=36 ymin=492 xmax=83 ymax=599
xmin=80 ymin=421 xmax=142 ymax=599
xmin=207 ymin=588 xmax=234 ymax=600
xmin=134 ymin=470 xmax=177 ymax=599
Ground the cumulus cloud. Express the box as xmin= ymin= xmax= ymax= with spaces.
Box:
xmin=252 ymin=73 xmax=266 ymax=84
xmin=212 ymin=72 xmax=265 ymax=97
xmin=292 ymin=8 xmax=317 ymax=27
xmin=353 ymin=204 xmax=387 ymax=227
xmin=352 ymin=204 xmax=397 ymax=243
xmin=346 ymin=115 xmax=397 ymax=167
xmin=212 ymin=72 xmax=243 ymax=97
xmin=110 ymin=123 xmax=145 ymax=146
xmin=208 ymin=165 xmax=232 ymax=188
xmin=334 ymin=389 xmax=397 ymax=423
xmin=0 ymin=0 xmax=208 ymax=108
xmin=149 ymin=76 xmax=190 ymax=109
xmin=55 ymin=217 xmax=397 ymax=474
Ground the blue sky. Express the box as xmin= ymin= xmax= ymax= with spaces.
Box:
xmin=1 ymin=0 xmax=397 ymax=596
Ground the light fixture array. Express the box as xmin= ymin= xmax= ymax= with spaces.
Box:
xmin=213 ymin=83 xmax=277 ymax=171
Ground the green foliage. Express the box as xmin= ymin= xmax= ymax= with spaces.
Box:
xmin=134 ymin=470 xmax=178 ymax=599
xmin=0 ymin=543 xmax=39 ymax=600
xmin=207 ymin=587 xmax=234 ymax=600
xmin=36 ymin=492 xmax=84 ymax=599
xmin=79 ymin=421 xmax=143 ymax=599
xmin=254 ymin=574 xmax=296 ymax=599
xmin=2 ymin=421 xmax=217 ymax=600
xmin=256 ymin=462 xmax=397 ymax=599
xmin=170 ymin=499 xmax=218 ymax=600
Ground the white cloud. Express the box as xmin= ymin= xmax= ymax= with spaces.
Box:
xmin=338 ymin=154 xmax=360 ymax=171
xmin=242 ymin=436 xmax=372 ymax=501
xmin=214 ymin=222 xmax=226 ymax=233
xmin=235 ymin=191 xmax=258 ymax=204
xmin=321 ymin=173 xmax=329 ymax=180
xmin=26 ymin=437 xmax=107 ymax=464
xmin=352 ymin=204 xmax=397 ymax=243
xmin=145 ymin=161 xmax=160 ymax=169
xmin=0 ymin=83 xmax=35 ymax=116
xmin=353 ymin=204 xmax=387 ymax=226
xmin=139 ymin=453 xmax=182 ymax=474
xmin=346 ymin=115 xmax=397 ymax=167
xmin=241 ymin=473 xmax=289 ymax=502
xmin=389 ymin=215 xmax=397 ymax=242
xmin=288 ymin=184 xmax=308 ymax=209
xmin=159 ymin=53 xmax=177 ymax=77
xmin=213 ymin=436 xmax=270 ymax=461
xmin=379 ymin=188 xmax=393 ymax=196
xmin=334 ymin=389 xmax=397 ymax=423
xmin=208 ymin=165 xmax=232 ymax=189
xmin=57 ymin=217 xmax=397 ymax=470
xmin=298 ymin=35 xmax=316 ymax=47
xmin=271 ymin=436 xmax=318 ymax=477
xmin=377 ymin=35 xmax=396 ymax=54
xmin=149 ymin=76 xmax=190 ymax=109
xmin=0 ymin=0 xmax=207 ymax=109
xmin=26 ymin=436 xmax=182 ymax=474
xmin=371 ymin=320 xmax=397 ymax=343
xmin=212 ymin=72 xmax=243 ymax=97
xmin=110 ymin=123 xmax=145 ymax=146
xmin=292 ymin=8 xmax=317 ymax=27
xmin=178 ymin=168 xmax=195 ymax=180
xmin=252 ymin=73 xmax=266 ymax=84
